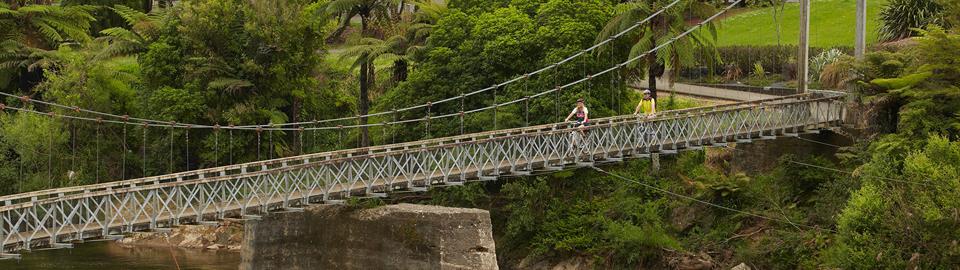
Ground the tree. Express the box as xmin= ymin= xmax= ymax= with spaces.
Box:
xmin=322 ymin=0 xmax=397 ymax=147
xmin=826 ymin=136 xmax=960 ymax=268
xmin=323 ymin=0 xmax=395 ymax=41
xmin=0 ymin=2 xmax=97 ymax=92
xmin=134 ymin=0 xmax=332 ymax=164
xmin=822 ymin=26 xmax=960 ymax=268
xmin=378 ymin=0 xmax=619 ymax=142
xmin=61 ymin=0 xmax=153 ymax=32
xmin=597 ymin=0 xmax=718 ymax=99
xmin=95 ymin=4 xmax=165 ymax=59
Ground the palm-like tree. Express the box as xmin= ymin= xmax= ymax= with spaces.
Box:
xmin=597 ymin=0 xmax=718 ymax=99
xmin=322 ymin=0 xmax=398 ymax=147
xmin=0 ymin=3 xmax=97 ymax=85
xmin=0 ymin=3 xmax=97 ymax=49
xmin=323 ymin=0 xmax=396 ymax=41
xmin=96 ymin=5 xmax=165 ymax=59
xmin=371 ymin=19 xmax=434 ymax=84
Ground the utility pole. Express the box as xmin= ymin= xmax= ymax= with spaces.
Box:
xmin=855 ymin=0 xmax=867 ymax=59
xmin=798 ymin=0 xmax=811 ymax=93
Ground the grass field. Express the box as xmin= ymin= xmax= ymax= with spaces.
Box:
xmin=715 ymin=0 xmax=887 ymax=47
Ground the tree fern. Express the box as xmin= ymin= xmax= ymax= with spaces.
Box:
xmin=95 ymin=5 xmax=164 ymax=59
xmin=0 ymin=3 xmax=97 ymax=74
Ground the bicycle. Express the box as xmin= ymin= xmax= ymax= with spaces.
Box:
xmin=567 ymin=120 xmax=589 ymax=155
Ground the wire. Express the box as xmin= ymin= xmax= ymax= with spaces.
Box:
xmin=794 ymin=136 xmax=845 ymax=148
xmin=590 ymin=166 xmax=836 ymax=233
xmin=783 ymin=160 xmax=936 ymax=187
xmin=720 ymin=144 xmax=937 ymax=187
xmin=163 ymin=232 xmax=183 ymax=270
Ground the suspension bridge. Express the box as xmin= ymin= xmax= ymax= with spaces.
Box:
xmin=0 ymin=90 xmax=845 ymax=255
xmin=0 ymin=0 xmax=857 ymax=257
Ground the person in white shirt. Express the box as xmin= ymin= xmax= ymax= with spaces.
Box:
xmin=564 ymin=98 xmax=589 ymax=127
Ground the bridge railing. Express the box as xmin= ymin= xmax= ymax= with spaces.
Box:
xmin=1 ymin=92 xmax=845 ymax=252
xmin=0 ymin=93 xmax=821 ymax=207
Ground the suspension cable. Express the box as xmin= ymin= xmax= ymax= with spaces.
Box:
xmin=168 ymin=123 xmax=174 ymax=174
xmin=142 ymin=123 xmax=147 ymax=178
xmin=185 ymin=127 xmax=190 ymax=171
xmin=214 ymin=125 xmax=220 ymax=167
xmin=122 ymin=118 xmax=127 ymax=179
xmin=96 ymin=119 xmax=101 ymax=183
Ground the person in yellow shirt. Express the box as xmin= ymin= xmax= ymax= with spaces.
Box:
xmin=634 ymin=90 xmax=657 ymax=118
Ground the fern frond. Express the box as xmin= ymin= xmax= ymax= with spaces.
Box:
xmin=208 ymin=77 xmax=254 ymax=93
xmin=111 ymin=5 xmax=148 ymax=27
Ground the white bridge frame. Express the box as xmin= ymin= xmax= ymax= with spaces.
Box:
xmin=0 ymin=92 xmax=846 ymax=255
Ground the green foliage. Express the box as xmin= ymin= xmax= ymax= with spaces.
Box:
xmin=818 ymin=55 xmax=856 ymax=90
xmin=809 ymin=48 xmax=844 ymax=81
xmin=598 ymin=0 xmax=719 ymax=98
xmin=61 ymin=0 xmax=151 ymax=33
xmin=878 ymin=0 xmax=945 ymax=42
xmin=347 ymin=197 xmax=386 ymax=209
xmin=940 ymin=0 xmax=960 ymax=29
xmin=832 ymin=29 xmax=960 ymax=266
xmin=448 ymin=0 xmax=510 ymax=14
xmin=426 ymin=182 xmax=489 ymax=208
xmin=859 ymin=27 xmax=960 ymax=143
xmin=95 ymin=5 xmax=166 ymax=59
xmin=870 ymin=71 xmax=931 ymax=90
xmin=0 ymin=3 xmax=98 ymax=48
xmin=707 ymin=45 xmax=853 ymax=82
xmin=380 ymin=0 xmax=621 ymax=142
xmin=0 ymin=2 xmax=98 ymax=84
xmin=0 ymin=112 xmax=69 ymax=190
xmin=827 ymin=136 xmax=960 ymax=268
xmin=499 ymin=160 xmax=679 ymax=266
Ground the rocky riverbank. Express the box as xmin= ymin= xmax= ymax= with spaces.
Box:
xmin=116 ymin=220 xmax=244 ymax=251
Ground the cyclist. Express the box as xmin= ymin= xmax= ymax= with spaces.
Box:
xmin=634 ymin=90 xmax=657 ymax=118
xmin=564 ymin=98 xmax=590 ymax=127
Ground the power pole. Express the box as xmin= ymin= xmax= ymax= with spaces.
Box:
xmin=855 ymin=0 xmax=867 ymax=59
xmin=798 ymin=0 xmax=811 ymax=93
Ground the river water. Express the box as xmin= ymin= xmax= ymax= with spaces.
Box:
xmin=0 ymin=241 xmax=239 ymax=270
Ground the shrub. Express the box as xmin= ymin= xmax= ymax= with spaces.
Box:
xmin=686 ymin=45 xmax=853 ymax=82
xmin=809 ymin=49 xmax=845 ymax=81
xmin=878 ymin=0 xmax=945 ymax=42
xmin=818 ymin=55 xmax=856 ymax=90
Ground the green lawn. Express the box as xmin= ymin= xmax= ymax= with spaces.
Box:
xmin=716 ymin=0 xmax=887 ymax=47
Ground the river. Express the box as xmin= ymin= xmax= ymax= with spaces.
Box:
xmin=0 ymin=241 xmax=239 ymax=270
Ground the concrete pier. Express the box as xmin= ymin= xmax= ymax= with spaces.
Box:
xmin=240 ymin=203 xmax=498 ymax=270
